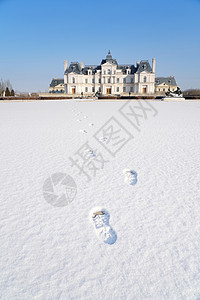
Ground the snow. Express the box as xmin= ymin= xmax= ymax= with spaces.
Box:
xmin=0 ymin=100 xmax=200 ymax=299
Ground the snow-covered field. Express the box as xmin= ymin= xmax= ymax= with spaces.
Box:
xmin=0 ymin=100 xmax=200 ymax=300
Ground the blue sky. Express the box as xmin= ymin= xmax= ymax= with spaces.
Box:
xmin=0 ymin=0 xmax=200 ymax=92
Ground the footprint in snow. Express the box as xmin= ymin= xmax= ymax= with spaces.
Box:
xmin=123 ymin=169 xmax=137 ymax=186
xmin=80 ymin=129 xmax=87 ymax=134
xmin=84 ymin=149 xmax=96 ymax=158
xmin=99 ymin=136 xmax=108 ymax=142
xmin=89 ymin=123 xmax=94 ymax=126
xmin=77 ymin=119 xmax=82 ymax=122
xmin=89 ymin=207 xmax=117 ymax=245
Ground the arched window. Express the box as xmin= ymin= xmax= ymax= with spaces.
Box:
xmin=144 ymin=76 xmax=147 ymax=83
xmin=108 ymin=77 xmax=111 ymax=83
xmin=72 ymin=77 xmax=75 ymax=83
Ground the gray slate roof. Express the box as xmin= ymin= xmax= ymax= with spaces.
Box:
xmin=101 ymin=50 xmax=118 ymax=65
xmin=155 ymin=77 xmax=177 ymax=86
xmin=50 ymin=78 xmax=64 ymax=87
xmin=64 ymin=51 xmax=152 ymax=75
xmin=136 ymin=60 xmax=152 ymax=73
xmin=66 ymin=62 xmax=82 ymax=74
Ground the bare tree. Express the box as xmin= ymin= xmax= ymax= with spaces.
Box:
xmin=0 ymin=79 xmax=13 ymax=96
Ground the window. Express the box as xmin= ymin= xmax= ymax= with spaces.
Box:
xmin=72 ymin=77 xmax=75 ymax=83
xmin=144 ymin=76 xmax=147 ymax=83
xmin=103 ymin=77 xmax=105 ymax=83
xmin=104 ymin=70 xmax=106 ymax=74
xmin=123 ymin=87 xmax=126 ymax=92
xmin=113 ymin=77 xmax=115 ymax=84
xmin=131 ymin=78 xmax=134 ymax=83
xmin=117 ymin=78 xmax=119 ymax=83
xmin=127 ymin=70 xmax=130 ymax=74
xmin=92 ymin=78 xmax=95 ymax=83
xmin=163 ymin=88 xmax=165 ymax=91
xmin=99 ymin=79 xmax=101 ymax=83
xmin=108 ymin=77 xmax=111 ymax=83
xmin=85 ymin=79 xmax=88 ymax=84
xmin=123 ymin=78 xmax=126 ymax=83
xmin=130 ymin=87 xmax=133 ymax=92
xmin=117 ymin=87 xmax=119 ymax=92
xmin=108 ymin=69 xmax=111 ymax=74
xmin=99 ymin=87 xmax=101 ymax=92
xmin=85 ymin=87 xmax=88 ymax=92
xmin=92 ymin=87 xmax=95 ymax=92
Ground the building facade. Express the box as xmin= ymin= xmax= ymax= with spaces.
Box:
xmin=63 ymin=51 xmax=156 ymax=96
xmin=155 ymin=76 xmax=177 ymax=94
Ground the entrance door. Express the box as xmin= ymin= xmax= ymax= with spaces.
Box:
xmin=142 ymin=87 xmax=147 ymax=94
xmin=106 ymin=88 xmax=111 ymax=94
xmin=72 ymin=87 xmax=76 ymax=94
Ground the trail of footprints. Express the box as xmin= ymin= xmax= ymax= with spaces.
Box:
xmin=73 ymin=110 xmax=93 ymax=134
xmin=72 ymin=105 xmax=138 ymax=245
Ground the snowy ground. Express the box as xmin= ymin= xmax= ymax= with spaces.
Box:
xmin=0 ymin=100 xmax=200 ymax=300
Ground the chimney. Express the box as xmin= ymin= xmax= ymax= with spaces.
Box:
xmin=64 ymin=60 xmax=68 ymax=72
xmin=80 ymin=62 xmax=84 ymax=69
xmin=152 ymin=58 xmax=156 ymax=73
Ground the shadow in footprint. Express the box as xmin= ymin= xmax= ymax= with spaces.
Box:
xmin=90 ymin=207 xmax=117 ymax=245
xmin=123 ymin=169 xmax=137 ymax=186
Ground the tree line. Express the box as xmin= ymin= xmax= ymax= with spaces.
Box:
xmin=0 ymin=79 xmax=15 ymax=96
xmin=183 ymin=89 xmax=200 ymax=96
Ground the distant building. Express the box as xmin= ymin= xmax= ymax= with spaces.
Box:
xmin=49 ymin=78 xmax=64 ymax=93
xmin=63 ymin=51 xmax=156 ymax=96
xmin=155 ymin=76 xmax=177 ymax=94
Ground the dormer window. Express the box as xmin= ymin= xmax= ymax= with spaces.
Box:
xmin=143 ymin=64 xmax=146 ymax=70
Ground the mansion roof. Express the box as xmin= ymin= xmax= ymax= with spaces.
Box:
xmin=50 ymin=78 xmax=64 ymax=87
xmin=65 ymin=51 xmax=153 ymax=75
xmin=155 ymin=76 xmax=177 ymax=86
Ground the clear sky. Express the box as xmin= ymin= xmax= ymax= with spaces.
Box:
xmin=0 ymin=0 xmax=200 ymax=92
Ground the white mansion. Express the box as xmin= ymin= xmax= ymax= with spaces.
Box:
xmin=62 ymin=51 xmax=156 ymax=96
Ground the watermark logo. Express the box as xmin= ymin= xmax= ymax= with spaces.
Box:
xmin=69 ymin=141 xmax=109 ymax=182
xmin=43 ymin=173 xmax=77 ymax=207
xmin=43 ymin=99 xmax=159 ymax=204
xmin=93 ymin=117 xmax=133 ymax=157
xmin=119 ymin=100 xmax=158 ymax=131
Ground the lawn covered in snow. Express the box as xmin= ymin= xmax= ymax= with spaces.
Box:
xmin=0 ymin=100 xmax=200 ymax=299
